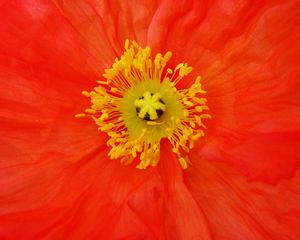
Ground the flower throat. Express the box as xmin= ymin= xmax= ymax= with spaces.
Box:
xmin=76 ymin=40 xmax=211 ymax=169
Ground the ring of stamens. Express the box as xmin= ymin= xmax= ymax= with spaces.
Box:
xmin=76 ymin=39 xmax=211 ymax=169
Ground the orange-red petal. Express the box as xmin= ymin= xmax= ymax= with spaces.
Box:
xmin=186 ymin=152 xmax=300 ymax=239
xmin=146 ymin=0 xmax=300 ymax=182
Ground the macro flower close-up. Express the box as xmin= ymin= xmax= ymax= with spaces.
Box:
xmin=1 ymin=0 xmax=300 ymax=239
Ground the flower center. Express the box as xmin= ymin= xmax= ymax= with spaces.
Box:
xmin=135 ymin=92 xmax=165 ymax=121
xmin=76 ymin=39 xmax=211 ymax=169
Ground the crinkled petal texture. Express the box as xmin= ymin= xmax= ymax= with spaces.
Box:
xmin=147 ymin=0 xmax=300 ymax=183
xmin=0 ymin=0 xmax=299 ymax=239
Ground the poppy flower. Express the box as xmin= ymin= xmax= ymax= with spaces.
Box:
xmin=1 ymin=0 xmax=300 ymax=239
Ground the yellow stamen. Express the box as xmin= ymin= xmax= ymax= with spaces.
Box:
xmin=77 ymin=40 xmax=210 ymax=169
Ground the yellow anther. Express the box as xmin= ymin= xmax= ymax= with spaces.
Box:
xmin=110 ymin=87 xmax=118 ymax=93
xmin=183 ymin=109 xmax=189 ymax=116
xmin=179 ymin=157 xmax=188 ymax=169
xmin=178 ymin=64 xmax=192 ymax=77
xmin=100 ymin=113 xmax=109 ymax=121
xmin=189 ymin=121 xmax=196 ymax=128
xmin=175 ymin=63 xmax=184 ymax=71
xmin=132 ymin=147 xmax=137 ymax=158
xmin=201 ymin=114 xmax=212 ymax=119
xmin=167 ymin=68 xmax=173 ymax=74
xmin=195 ymin=106 xmax=203 ymax=112
xmin=164 ymin=51 xmax=172 ymax=62
xmin=124 ymin=38 xmax=129 ymax=49
xmin=172 ymin=147 xmax=179 ymax=153
xmin=184 ymin=101 xmax=194 ymax=106
xmin=82 ymin=91 xmax=90 ymax=97
xmin=191 ymin=132 xmax=203 ymax=141
xmin=189 ymin=140 xmax=194 ymax=149
xmin=75 ymin=113 xmax=86 ymax=118
xmin=85 ymin=109 xmax=96 ymax=114
xmin=97 ymin=80 xmax=109 ymax=85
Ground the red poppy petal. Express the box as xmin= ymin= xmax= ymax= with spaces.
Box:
xmin=200 ymin=27 xmax=300 ymax=182
xmin=158 ymin=141 xmax=212 ymax=240
xmin=199 ymin=132 xmax=300 ymax=183
xmin=147 ymin=0 xmax=300 ymax=72
xmin=0 ymin=0 xmax=109 ymax=168
xmin=0 ymin=0 xmax=105 ymax=84
xmin=145 ymin=0 xmax=300 ymax=182
xmin=206 ymin=1 xmax=300 ymax=182
xmin=185 ymin=153 xmax=300 ymax=239
xmin=0 ymin=151 xmax=164 ymax=239
xmin=148 ymin=0 xmax=269 ymax=66
xmin=52 ymin=0 xmax=161 ymax=59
